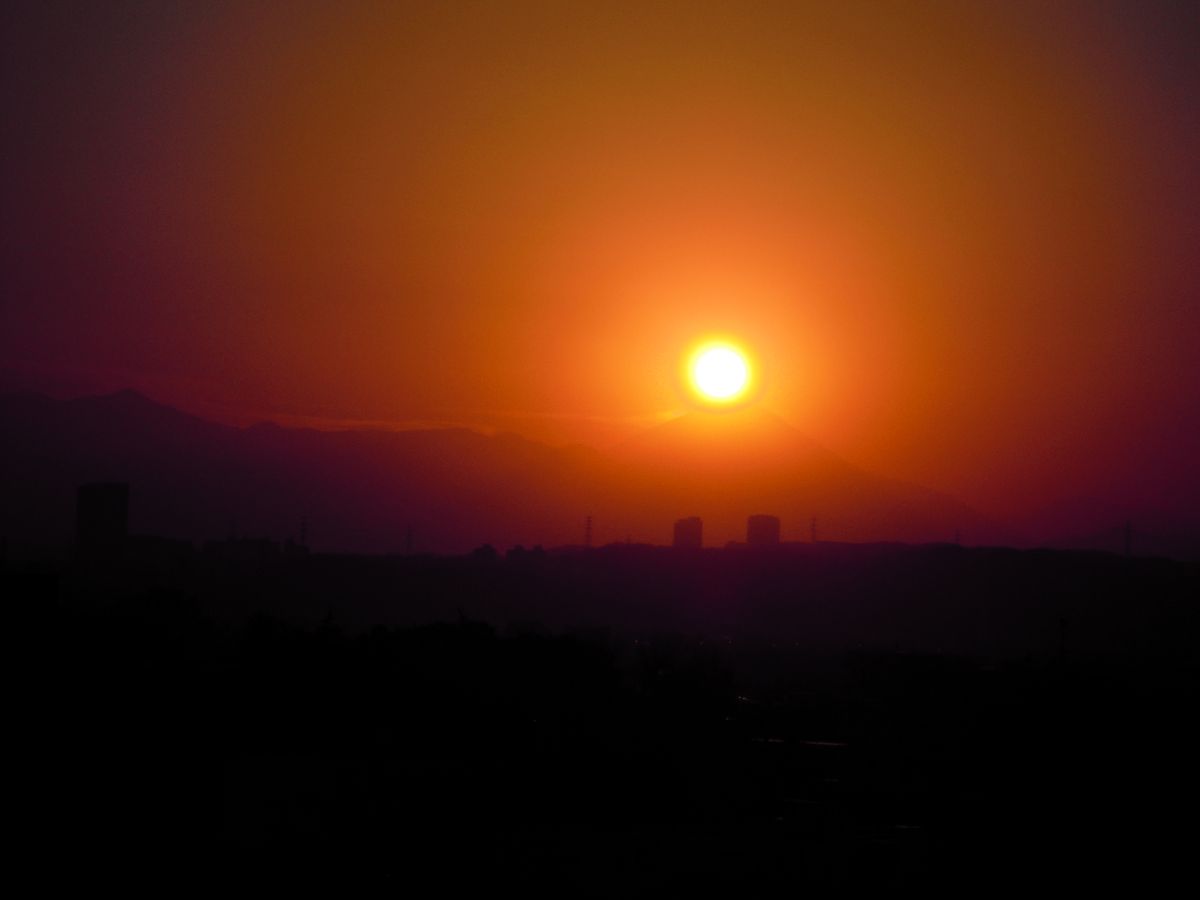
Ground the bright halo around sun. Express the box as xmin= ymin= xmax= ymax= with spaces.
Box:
xmin=688 ymin=342 xmax=752 ymax=405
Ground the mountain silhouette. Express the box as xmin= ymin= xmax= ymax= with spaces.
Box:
xmin=613 ymin=408 xmax=995 ymax=545
xmin=1 ymin=390 xmax=998 ymax=554
xmin=615 ymin=407 xmax=834 ymax=470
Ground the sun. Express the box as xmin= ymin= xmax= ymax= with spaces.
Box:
xmin=688 ymin=342 xmax=752 ymax=404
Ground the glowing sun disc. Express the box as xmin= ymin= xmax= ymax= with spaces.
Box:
xmin=690 ymin=344 xmax=751 ymax=402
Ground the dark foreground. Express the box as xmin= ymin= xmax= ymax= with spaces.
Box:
xmin=9 ymin=544 xmax=1199 ymax=892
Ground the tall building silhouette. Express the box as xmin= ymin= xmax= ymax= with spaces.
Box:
xmin=746 ymin=514 xmax=781 ymax=547
xmin=77 ymin=482 xmax=129 ymax=556
xmin=673 ymin=516 xmax=702 ymax=549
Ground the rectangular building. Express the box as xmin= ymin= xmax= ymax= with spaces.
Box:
xmin=673 ymin=516 xmax=703 ymax=549
xmin=77 ymin=482 xmax=129 ymax=556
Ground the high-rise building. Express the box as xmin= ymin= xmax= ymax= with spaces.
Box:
xmin=77 ymin=482 xmax=129 ymax=556
xmin=746 ymin=514 xmax=781 ymax=547
xmin=673 ymin=516 xmax=702 ymax=549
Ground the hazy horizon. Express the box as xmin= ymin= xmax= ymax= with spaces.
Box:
xmin=4 ymin=6 xmax=1199 ymax=885
xmin=4 ymin=2 xmax=1198 ymax=525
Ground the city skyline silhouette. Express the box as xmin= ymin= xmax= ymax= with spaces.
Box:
xmin=4 ymin=1 xmax=1198 ymax=893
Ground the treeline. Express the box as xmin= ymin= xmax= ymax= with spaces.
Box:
xmin=12 ymin=583 xmax=1198 ymax=893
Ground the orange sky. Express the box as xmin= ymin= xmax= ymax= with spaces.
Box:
xmin=3 ymin=1 xmax=1197 ymax=519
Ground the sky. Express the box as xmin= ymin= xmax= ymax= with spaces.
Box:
xmin=2 ymin=1 xmax=1198 ymax=520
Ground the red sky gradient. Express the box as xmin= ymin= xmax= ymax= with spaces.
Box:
xmin=2 ymin=1 xmax=1197 ymax=521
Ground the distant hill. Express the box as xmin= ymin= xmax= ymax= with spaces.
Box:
xmin=0 ymin=389 xmax=1013 ymax=555
xmin=609 ymin=407 xmax=998 ymax=545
